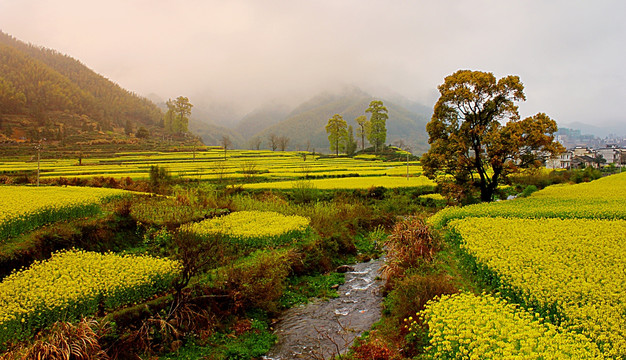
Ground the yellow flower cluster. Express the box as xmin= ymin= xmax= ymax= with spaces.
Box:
xmin=417 ymin=293 xmax=603 ymax=359
xmin=244 ymin=175 xmax=435 ymax=190
xmin=183 ymin=210 xmax=310 ymax=249
xmin=450 ymin=217 xmax=626 ymax=356
xmin=0 ymin=185 xmax=131 ymax=241
xmin=0 ymin=249 xmax=181 ymax=344
xmin=429 ymin=172 xmax=626 ymax=228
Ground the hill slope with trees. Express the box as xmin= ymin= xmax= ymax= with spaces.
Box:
xmin=0 ymin=31 xmax=162 ymax=143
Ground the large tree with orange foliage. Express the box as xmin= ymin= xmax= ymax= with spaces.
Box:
xmin=421 ymin=70 xmax=564 ymax=202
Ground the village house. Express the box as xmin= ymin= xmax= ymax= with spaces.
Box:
xmin=596 ymin=145 xmax=622 ymax=165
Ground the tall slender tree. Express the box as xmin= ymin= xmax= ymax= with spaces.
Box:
xmin=355 ymin=115 xmax=369 ymax=151
xmin=268 ymin=133 xmax=278 ymax=151
xmin=221 ymin=135 xmax=232 ymax=159
xmin=326 ymin=114 xmax=348 ymax=156
xmin=366 ymin=100 xmax=388 ymax=153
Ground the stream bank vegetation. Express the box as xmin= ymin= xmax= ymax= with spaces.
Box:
xmin=0 ymin=149 xmax=441 ymax=359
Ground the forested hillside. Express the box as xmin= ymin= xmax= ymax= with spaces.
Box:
xmin=0 ymin=31 xmax=162 ymax=143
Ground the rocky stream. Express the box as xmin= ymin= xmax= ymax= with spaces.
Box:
xmin=264 ymin=258 xmax=385 ymax=359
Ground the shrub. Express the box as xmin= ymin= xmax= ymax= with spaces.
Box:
xmin=291 ymin=237 xmax=336 ymax=275
xmin=385 ymin=273 xmax=458 ymax=325
xmin=149 ymin=165 xmax=172 ymax=193
xmin=519 ymin=184 xmax=538 ymax=198
xmin=291 ymin=180 xmax=318 ymax=204
xmin=351 ymin=338 xmax=394 ymax=360
xmin=383 ymin=217 xmax=439 ymax=283
xmin=215 ymin=250 xmax=294 ymax=313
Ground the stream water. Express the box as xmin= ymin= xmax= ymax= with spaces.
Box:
xmin=264 ymin=258 xmax=385 ymax=359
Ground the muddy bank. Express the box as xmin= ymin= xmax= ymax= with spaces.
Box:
xmin=265 ymin=259 xmax=384 ymax=359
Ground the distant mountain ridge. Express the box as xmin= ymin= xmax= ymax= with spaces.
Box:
xmin=244 ymin=88 xmax=431 ymax=154
xmin=0 ymin=31 xmax=162 ymax=142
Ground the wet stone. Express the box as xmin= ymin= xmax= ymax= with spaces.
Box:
xmin=336 ymin=265 xmax=355 ymax=273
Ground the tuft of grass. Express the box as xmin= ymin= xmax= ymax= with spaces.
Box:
xmin=279 ymin=272 xmax=345 ymax=309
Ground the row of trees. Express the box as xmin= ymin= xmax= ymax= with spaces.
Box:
xmin=325 ymin=100 xmax=389 ymax=156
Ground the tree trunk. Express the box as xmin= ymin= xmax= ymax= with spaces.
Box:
xmin=480 ymin=168 xmax=501 ymax=202
xmin=480 ymin=182 xmax=493 ymax=202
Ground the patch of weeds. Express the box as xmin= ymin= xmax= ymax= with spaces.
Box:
xmin=279 ymin=272 xmax=345 ymax=309
xmin=354 ymin=226 xmax=386 ymax=261
xmin=160 ymin=316 xmax=275 ymax=360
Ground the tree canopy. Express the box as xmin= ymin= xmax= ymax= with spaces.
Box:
xmin=421 ymin=70 xmax=564 ymax=202
xmin=164 ymin=96 xmax=192 ymax=134
xmin=366 ymin=100 xmax=388 ymax=153
xmin=326 ymin=114 xmax=348 ymax=156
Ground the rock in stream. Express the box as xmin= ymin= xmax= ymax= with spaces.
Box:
xmin=264 ymin=259 xmax=384 ymax=359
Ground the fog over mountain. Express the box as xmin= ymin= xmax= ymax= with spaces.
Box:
xmin=1 ymin=1 xmax=625 ymax=135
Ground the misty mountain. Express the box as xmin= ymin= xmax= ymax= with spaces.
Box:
xmin=0 ymin=31 xmax=162 ymax=142
xmin=250 ymin=88 xmax=431 ymax=154
xmin=189 ymin=95 xmax=247 ymax=129
xmin=189 ymin=119 xmax=245 ymax=148
xmin=371 ymin=89 xmax=434 ymax=118
xmin=235 ymin=102 xmax=292 ymax=139
xmin=561 ymin=121 xmax=626 ymax=138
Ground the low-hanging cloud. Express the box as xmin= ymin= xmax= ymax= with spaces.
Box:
xmin=1 ymin=0 xmax=624 ymax=130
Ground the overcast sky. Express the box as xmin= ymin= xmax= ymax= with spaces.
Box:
xmin=1 ymin=0 xmax=624 ymax=130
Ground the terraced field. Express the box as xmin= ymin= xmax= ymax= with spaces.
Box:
xmin=244 ymin=175 xmax=435 ymax=190
xmin=0 ymin=185 xmax=133 ymax=241
xmin=0 ymin=148 xmax=423 ymax=181
xmin=425 ymin=172 xmax=626 ymax=358
xmin=429 ymin=171 xmax=626 ymax=228
xmin=0 ymin=249 xmax=181 ymax=344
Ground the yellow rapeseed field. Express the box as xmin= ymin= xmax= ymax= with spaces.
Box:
xmin=243 ymin=175 xmax=435 ymax=190
xmin=429 ymin=172 xmax=626 ymax=228
xmin=0 ymin=249 xmax=181 ymax=344
xmin=416 ymin=293 xmax=603 ymax=359
xmin=183 ymin=210 xmax=310 ymax=249
xmin=450 ymin=217 xmax=626 ymax=357
xmin=0 ymin=185 xmax=132 ymax=241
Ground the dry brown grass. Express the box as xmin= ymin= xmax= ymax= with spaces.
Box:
xmin=1 ymin=318 xmax=109 ymax=360
xmin=114 ymin=294 xmax=215 ymax=357
xmin=382 ymin=216 xmax=439 ymax=283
